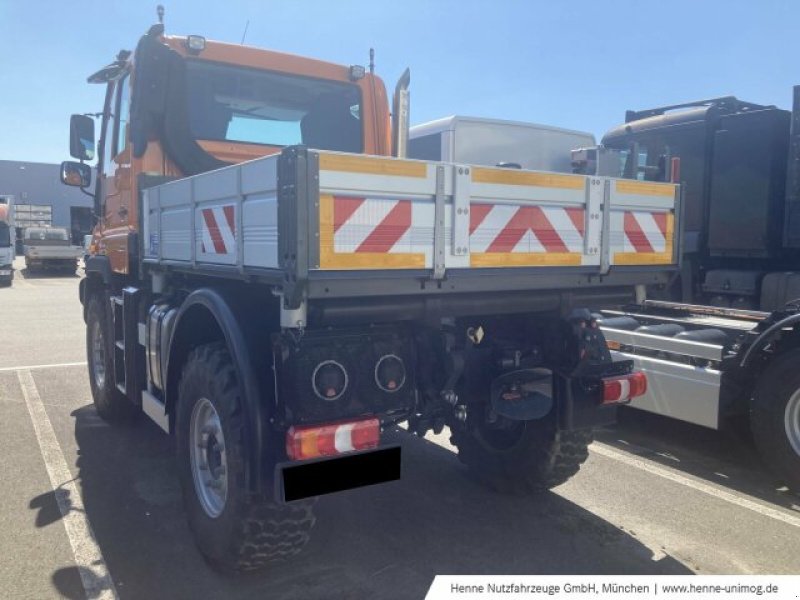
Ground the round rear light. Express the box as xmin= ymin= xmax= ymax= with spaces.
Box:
xmin=311 ymin=360 xmax=348 ymax=401
xmin=374 ymin=354 xmax=406 ymax=393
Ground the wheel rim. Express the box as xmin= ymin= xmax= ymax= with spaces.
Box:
xmin=189 ymin=397 xmax=228 ymax=518
xmin=786 ymin=388 xmax=800 ymax=458
xmin=91 ymin=320 xmax=106 ymax=390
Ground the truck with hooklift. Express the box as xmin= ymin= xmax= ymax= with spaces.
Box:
xmin=60 ymin=14 xmax=680 ymax=572
xmin=584 ymin=89 xmax=800 ymax=312
xmin=571 ymin=92 xmax=800 ymax=491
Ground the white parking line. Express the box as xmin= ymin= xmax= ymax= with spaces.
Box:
xmin=592 ymin=442 xmax=800 ymax=529
xmin=17 ymin=369 xmax=117 ymax=600
xmin=0 ymin=361 xmax=86 ymax=373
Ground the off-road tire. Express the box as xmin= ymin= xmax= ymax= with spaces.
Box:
xmin=450 ymin=415 xmax=592 ymax=494
xmin=177 ymin=342 xmax=316 ymax=572
xmin=751 ymin=349 xmax=800 ymax=492
xmin=86 ymin=293 xmax=138 ymax=423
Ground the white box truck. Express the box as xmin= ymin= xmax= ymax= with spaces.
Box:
xmin=409 ymin=115 xmax=595 ymax=173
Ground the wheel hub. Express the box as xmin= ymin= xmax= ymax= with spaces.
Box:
xmin=786 ymin=388 xmax=800 ymax=458
xmin=189 ymin=398 xmax=228 ymax=518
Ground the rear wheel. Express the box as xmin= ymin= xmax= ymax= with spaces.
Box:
xmin=177 ymin=342 xmax=316 ymax=572
xmin=85 ymin=293 xmax=138 ymax=423
xmin=751 ymin=349 xmax=800 ymax=492
xmin=450 ymin=411 xmax=592 ymax=494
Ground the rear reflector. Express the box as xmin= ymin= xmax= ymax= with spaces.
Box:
xmin=286 ymin=418 xmax=380 ymax=461
xmin=602 ymin=372 xmax=647 ymax=405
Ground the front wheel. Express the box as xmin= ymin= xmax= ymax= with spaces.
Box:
xmin=450 ymin=412 xmax=592 ymax=494
xmin=85 ymin=293 xmax=138 ymax=423
xmin=751 ymin=349 xmax=800 ymax=492
xmin=177 ymin=342 xmax=316 ymax=572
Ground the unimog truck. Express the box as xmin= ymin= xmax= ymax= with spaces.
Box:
xmin=60 ymin=18 xmax=677 ymax=571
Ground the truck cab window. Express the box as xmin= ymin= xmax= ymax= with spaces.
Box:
xmin=114 ymin=75 xmax=130 ymax=157
xmin=185 ymin=61 xmax=363 ymax=152
xmin=100 ymin=81 xmax=117 ymax=179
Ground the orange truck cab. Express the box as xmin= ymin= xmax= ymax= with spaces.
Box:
xmin=71 ymin=22 xmax=393 ymax=274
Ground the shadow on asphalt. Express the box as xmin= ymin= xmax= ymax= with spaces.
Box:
xmin=42 ymin=406 xmax=692 ymax=600
xmin=19 ymin=268 xmax=79 ymax=280
xmin=596 ymin=407 xmax=800 ymax=509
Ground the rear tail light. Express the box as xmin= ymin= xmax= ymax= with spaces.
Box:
xmin=286 ymin=418 xmax=380 ymax=461
xmin=374 ymin=354 xmax=406 ymax=393
xmin=602 ymin=372 xmax=647 ymax=405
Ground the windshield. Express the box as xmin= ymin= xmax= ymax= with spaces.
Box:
xmin=0 ymin=223 xmax=9 ymax=248
xmin=186 ymin=61 xmax=363 ymax=153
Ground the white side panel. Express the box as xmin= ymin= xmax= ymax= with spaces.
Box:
xmin=621 ymin=352 xmax=722 ymax=430
xmin=160 ymin=208 xmax=192 ymax=261
xmin=242 ymin=193 xmax=279 ymax=268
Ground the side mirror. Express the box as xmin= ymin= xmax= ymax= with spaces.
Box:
xmin=69 ymin=114 xmax=95 ymax=161
xmin=60 ymin=161 xmax=92 ymax=188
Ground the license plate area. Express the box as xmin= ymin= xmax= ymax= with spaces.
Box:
xmin=276 ymin=445 xmax=401 ymax=502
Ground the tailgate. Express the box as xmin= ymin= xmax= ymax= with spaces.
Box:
xmin=24 ymin=244 xmax=81 ymax=259
xmin=313 ymin=152 xmax=680 ymax=273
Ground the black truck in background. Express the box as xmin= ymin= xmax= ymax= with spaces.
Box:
xmin=578 ymin=88 xmax=800 ymax=311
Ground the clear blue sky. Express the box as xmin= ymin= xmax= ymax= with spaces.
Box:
xmin=1 ymin=0 xmax=798 ymax=164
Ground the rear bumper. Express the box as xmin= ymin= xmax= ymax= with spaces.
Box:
xmin=275 ymin=445 xmax=401 ymax=503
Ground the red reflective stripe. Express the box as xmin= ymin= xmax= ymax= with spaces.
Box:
xmin=652 ymin=212 xmax=667 ymax=237
xmin=486 ymin=206 xmax=531 ymax=253
xmin=333 ymin=196 xmax=365 ymax=233
xmin=356 ymin=201 xmax=411 ymax=253
xmin=469 ymin=203 xmax=494 ymax=234
xmin=223 ymin=205 xmax=236 ymax=236
xmin=202 ymin=209 xmax=226 ymax=253
xmin=565 ymin=207 xmax=585 ymax=237
xmin=624 ymin=212 xmax=654 ymax=253
xmin=486 ymin=207 xmax=571 ymax=253
xmin=530 ymin=206 xmax=569 ymax=253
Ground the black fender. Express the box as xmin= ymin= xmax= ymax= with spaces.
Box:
xmin=83 ymin=255 xmax=113 ymax=287
xmin=80 ymin=255 xmax=113 ymax=321
xmin=740 ymin=312 xmax=800 ymax=368
xmin=167 ymin=288 xmax=268 ymax=492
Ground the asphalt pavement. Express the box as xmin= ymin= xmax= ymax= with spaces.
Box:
xmin=0 ymin=256 xmax=798 ymax=599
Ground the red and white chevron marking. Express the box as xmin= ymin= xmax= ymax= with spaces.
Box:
xmin=200 ymin=205 xmax=236 ymax=255
xmin=333 ymin=196 xmax=421 ymax=253
xmin=621 ymin=211 xmax=667 ymax=253
xmin=469 ymin=204 xmax=585 ymax=254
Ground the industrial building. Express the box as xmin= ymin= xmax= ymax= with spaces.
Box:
xmin=0 ymin=160 xmax=94 ymax=247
